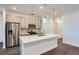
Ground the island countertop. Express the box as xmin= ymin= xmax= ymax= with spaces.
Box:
xmin=19 ymin=34 xmax=61 ymax=44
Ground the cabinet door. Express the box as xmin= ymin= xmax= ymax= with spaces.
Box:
xmin=6 ymin=13 xmax=13 ymax=22
xmin=28 ymin=16 xmax=32 ymax=24
xmin=38 ymin=18 xmax=41 ymax=28
xmin=19 ymin=15 xmax=28 ymax=28
xmin=28 ymin=16 xmax=36 ymax=25
xmin=35 ymin=17 xmax=38 ymax=28
xmin=33 ymin=17 xmax=36 ymax=25
xmin=35 ymin=17 xmax=40 ymax=28
xmin=18 ymin=16 xmax=26 ymax=28
xmin=6 ymin=13 xmax=20 ymax=23
xmin=25 ymin=15 xmax=28 ymax=28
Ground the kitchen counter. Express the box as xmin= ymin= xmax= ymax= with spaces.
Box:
xmin=20 ymin=34 xmax=60 ymax=44
xmin=19 ymin=34 xmax=61 ymax=55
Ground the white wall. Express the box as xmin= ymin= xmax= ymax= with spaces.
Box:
xmin=62 ymin=10 xmax=79 ymax=47
xmin=0 ymin=10 xmax=3 ymax=42
xmin=0 ymin=8 xmax=6 ymax=43
xmin=0 ymin=8 xmax=6 ymax=49
xmin=0 ymin=21 xmax=3 ymax=42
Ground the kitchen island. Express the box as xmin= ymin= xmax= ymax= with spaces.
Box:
xmin=19 ymin=34 xmax=61 ymax=55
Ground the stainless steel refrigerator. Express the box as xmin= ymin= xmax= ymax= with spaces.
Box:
xmin=5 ymin=22 xmax=20 ymax=48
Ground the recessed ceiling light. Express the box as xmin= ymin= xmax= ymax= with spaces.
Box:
xmin=12 ymin=6 xmax=16 ymax=10
xmin=40 ymin=6 xmax=43 ymax=9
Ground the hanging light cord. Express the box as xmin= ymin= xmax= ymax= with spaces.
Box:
xmin=44 ymin=4 xmax=46 ymax=18
xmin=53 ymin=8 xmax=56 ymax=20
xmin=31 ymin=4 xmax=34 ymax=15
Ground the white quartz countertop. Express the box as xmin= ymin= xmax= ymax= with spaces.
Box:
xmin=19 ymin=34 xmax=61 ymax=44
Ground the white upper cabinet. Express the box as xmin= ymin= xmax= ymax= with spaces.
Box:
xmin=28 ymin=16 xmax=36 ymax=25
xmin=28 ymin=16 xmax=32 ymax=24
xmin=19 ymin=15 xmax=29 ymax=28
xmin=6 ymin=12 xmax=40 ymax=28
xmin=35 ymin=17 xmax=40 ymax=28
xmin=25 ymin=15 xmax=28 ymax=28
xmin=6 ymin=12 xmax=20 ymax=22
xmin=28 ymin=16 xmax=41 ymax=28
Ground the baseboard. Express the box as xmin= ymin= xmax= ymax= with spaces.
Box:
xmin=63 ymin=42 xmax=79 ymax=48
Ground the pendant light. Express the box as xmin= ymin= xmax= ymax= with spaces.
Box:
xmin=53 ymin=8 xmax=56 ymax=20
xmin=31 ymin=4 xmax=35 ymax=24
xmin=31 ymin=4 xmax=34 ymax=16
xmin=39 ymin=4 xmax=43 ymax=17
xmin=43 ymin=4 xmax=47 ymax=22
xmin=44 ymin=4 xmax=46 ymax=18
xmin=53 ymin=8 xmax=61 ymax=24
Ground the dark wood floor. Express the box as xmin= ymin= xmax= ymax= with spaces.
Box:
xmin=42 ymin=44 xmax=79 ymax=55
xmin=0 ymin=43 xmax=20 ymax=55
xmin=0 ymin=42 xmax=79 ymax=55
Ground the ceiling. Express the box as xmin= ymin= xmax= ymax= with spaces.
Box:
xmin=0 ymin=4 xmax=79 ymax=17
